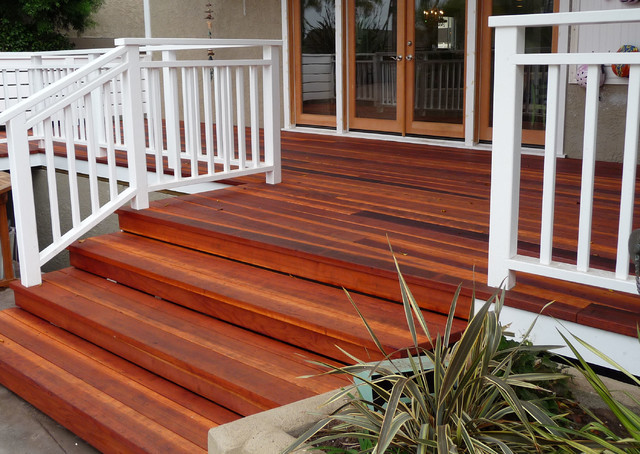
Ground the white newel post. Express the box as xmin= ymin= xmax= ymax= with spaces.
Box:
xmin=487 ymin=25 xmax=525 ymax=289
xmin=263 ymin=45 xmax=282 ymax=185
xmin=7 ymin=113 xmax=41 ymax=286
xmin=122 ymin=45 xmax=149 ymax=210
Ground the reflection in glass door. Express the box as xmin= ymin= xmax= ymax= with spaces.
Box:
xmin=406 ymin=0 xmax=466 ymax=137
xmin=478 ymin=0 xmax=555 ymax=145
xmin=350 ymin=0 xmax=404 ymax=132
xmin=293 ymin=0 xmax=337 ymax=127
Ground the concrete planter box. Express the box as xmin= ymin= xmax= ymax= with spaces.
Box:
xmin=208 ymin=391 xmax=345 ymax=454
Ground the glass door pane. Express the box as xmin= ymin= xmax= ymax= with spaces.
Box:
xmin=300 ymin=0 xmax=336 ymax=117
xmin=353 ymin=0 xmax=399 ymax=122
xmin=412 ymin=0 xmax=465 ymax=126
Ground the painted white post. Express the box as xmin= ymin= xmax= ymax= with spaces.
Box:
xmin=162 ymin=50 xmax=181 ymax=171
xmin=487 ymin=25 xmax=525 ymax=289
xmin=6 ymin=113 xmax=41 ymax=286
xmin=280 ymin=0 xmax=291 ymax=129
xmin=464 ymin=0 xmax=477 ymax=147
xmin=263 ymin=45 xmax=282 ymax=184
xmin=121 ymin=45 xmax=149 ymax=210
xmin=335 ymin=0 xmax=344 ymax=133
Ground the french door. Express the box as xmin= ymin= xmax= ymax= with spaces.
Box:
xmin=348 ymin=0 xmax=466 ymax=137
xmin=477 ymin=0 xmax=556 ymax=145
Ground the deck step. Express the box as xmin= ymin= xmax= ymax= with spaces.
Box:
xmin=117 ymin=194 xmax=473 ymax=318
xmin=0 ymin=307 xmax=238 ymax=453
xmin=10 ymin=268 xmax=350 ymax=417
xmin=69 ymin=232 xmax=466 ymax=361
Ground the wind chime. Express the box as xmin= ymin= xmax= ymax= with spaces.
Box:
xmin=205 ymin=3 xmax=214 ymax=79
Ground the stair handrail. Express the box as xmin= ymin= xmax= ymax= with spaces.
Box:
xmin=0 ymin=39 xmax=282 ymax=287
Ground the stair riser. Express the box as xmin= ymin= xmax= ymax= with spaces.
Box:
xmin=12 ymin=287 xmax=277 ymax=416
xmin=70 ymin=249 xmax=388 ymax=362
xmin=118 ymin=209 xmax=469 ymax=317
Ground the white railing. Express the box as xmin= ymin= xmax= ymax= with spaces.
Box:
xmin=0 ymin=49 xmax=110 ymax=144
xmin=0 ymin=38 xmax=282 ymax=287
xmin=488 ymin=9 xmax=640 ymax=294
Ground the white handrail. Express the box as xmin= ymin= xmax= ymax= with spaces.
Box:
xmin=488 ymin=10 xmax=640 ymax=294
xmin=1 ymin=39 xmax=282 ymax=287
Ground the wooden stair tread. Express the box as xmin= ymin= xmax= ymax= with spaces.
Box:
xmin=0 ymin=307 xmax=238 ymax=453
xmin=69 ymin=232 xmax=466 ymax=361
xmin=117 ymin=196 xmax=475 ymax=318
xmin=11 ymin=270 xmax=349 ymax=416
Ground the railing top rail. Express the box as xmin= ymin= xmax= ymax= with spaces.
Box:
xmin=512 ymin=52 xmax=640 ymax=65
xmin=0 ymin=45 xmax=127 ymax=124
xmin=489 ymin=8 xmax=640 ymax=28
xmin=0 ymin=49 xmax=112 ymax=58
xmin=115 ymin=37 xmax=282 ymax=50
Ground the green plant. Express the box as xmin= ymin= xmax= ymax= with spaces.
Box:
xmin=284 ymin=247 xmax=575 ymax=454
xmin=553 ymin=330 xmax=640 ymax=454
xmin=0 ymin=0 xmax=103 ymax=51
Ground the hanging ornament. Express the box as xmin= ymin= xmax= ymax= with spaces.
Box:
xmin=611 ymin=44 xmax=639 ymax=78
xmin=575 ymin=64 xmax=606 ymax=88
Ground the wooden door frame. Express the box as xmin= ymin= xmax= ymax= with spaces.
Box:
xmin=476 ymin=0 xmax=559 ymax=145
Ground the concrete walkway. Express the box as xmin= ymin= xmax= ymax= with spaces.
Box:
xmin=0 ymin=288 xmax=98 ymax=454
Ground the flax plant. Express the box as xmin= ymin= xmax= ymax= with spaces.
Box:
xmin=547 ymin=330 xmax=640 ymax=454
xmin=284 ymin=248 xmax=574 ymax=454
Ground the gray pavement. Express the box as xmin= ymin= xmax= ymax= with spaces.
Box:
xmin=0 ymin=288 xmax=98 ymax=454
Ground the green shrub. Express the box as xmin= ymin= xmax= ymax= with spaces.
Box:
xmin=0 ymin=0 xmax=103 ymax=51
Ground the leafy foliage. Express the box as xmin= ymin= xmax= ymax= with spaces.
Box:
xmin=0 ymin=0 xmax=103 ymax=51
xmin=554 ymin=331 xmax=640 ymax=454
xmin=285 ymin=246 xmax=576 ymax=454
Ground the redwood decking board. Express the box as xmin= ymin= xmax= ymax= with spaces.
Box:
xmin=119 ymin=130 xmax=640 ymax=337
xmin=11 ymin=270 xmax=349 ymax=416
xmin=0 ymin=308 xmax=226 ymax=453
xmin=68 ymin=232 xmax=465 ymax=360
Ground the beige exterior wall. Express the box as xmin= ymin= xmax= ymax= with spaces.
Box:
xmin=71 ymin=0 xmax=281 ymax=45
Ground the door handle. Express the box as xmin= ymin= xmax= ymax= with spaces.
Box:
xmin=393 ymin=55 xmax=403 ymax=61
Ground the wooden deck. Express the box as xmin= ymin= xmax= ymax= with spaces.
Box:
xmin=0 ymin=128 xmax=639 ymax=452
xmin=185 ymin=130 xmax=639 ymax=337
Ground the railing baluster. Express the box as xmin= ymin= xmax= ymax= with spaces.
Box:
xmin=191 ymin=67 xmax=202 ymax=176
xmin=162 ymin=50 xmax=181 ymax=173
xmin=84 ymin=93 xmax=101 ymax=213
xmin=214 ymin=66 xmax=224 ymax=164
xmin=615 ymin=64 xmax=640 ymax=278
xmin=148 ymin=69 xmax=165 ymax=184
xmin=43 ymin=120 xmax=61 ymax=241
xmin=202 ymin=67 xmax=215 ymax=173
xmin=236 ymin=66 xmax=246 ymax=169
xmin=224 ymin=67 xmax=233 ymax=172
xmin=539 ymin=65 xmax=561 ymax=265
xmin=576 ymin=64 xmax=601 ymax=273
xmin=64 ymin=106 xmax=82 ymax=227
xmin=102 ymin=83 xmax=119 ymax=200
xmin=180 ymin=67 xmax=191 ymax=169
xmin=249 ymin=65 xmax=259 ymax=168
